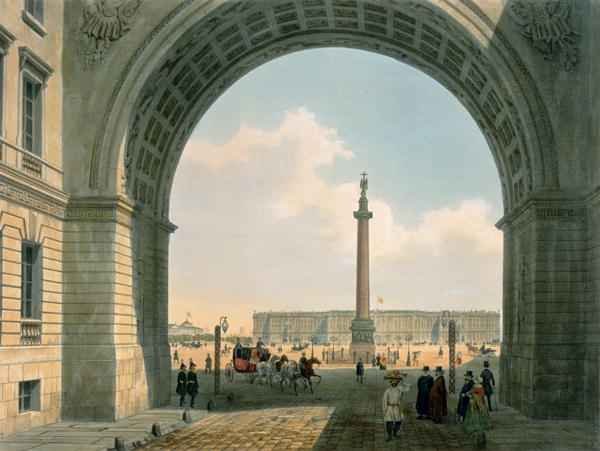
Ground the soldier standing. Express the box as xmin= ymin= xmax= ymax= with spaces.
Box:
xmin=176 ymin=363 xmax=187 ymax=407
xmin=480 ymin=361 xmax=496 ymax=411
xmin=187 ymin=363 xmax=199 ymax=408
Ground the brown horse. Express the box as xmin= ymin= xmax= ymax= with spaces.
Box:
xmin=300 ymin=357 xmax=321 ymax=393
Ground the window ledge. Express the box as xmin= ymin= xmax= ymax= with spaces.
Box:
xmin=21 ymin=318 xmax=42 ymax=324
xmin=0 ymin=24 xmax=16 ymax=50
xmin=18 ymin=410 xmax=41 ymax=416
xmin=21 ymin=10 xmax=47 ymax=37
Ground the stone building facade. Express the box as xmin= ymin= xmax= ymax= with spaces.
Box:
xmin=0 ymin=0 xmax=65 ymax=437
xmin=253 ymin=310 xmax=500 ymax=346
xmin=0 ymin=0 xmax=599 ymax=437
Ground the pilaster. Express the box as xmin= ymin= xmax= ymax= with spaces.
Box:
xmin=498 ymin=195 xmax=588 ymax=419
xmin=62 ymin=196 xmax=145 ymax=420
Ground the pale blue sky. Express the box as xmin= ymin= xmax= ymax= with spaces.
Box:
xmin=169 ymin=48 xmax=503 ymax=332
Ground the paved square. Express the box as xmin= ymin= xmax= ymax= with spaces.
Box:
xmin=142 ymin=365 xmax=596 ymax=450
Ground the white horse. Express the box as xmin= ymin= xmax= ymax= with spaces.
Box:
xmin=256 ymin=361 xmax=271 ymax=385
xmin=279 ymin=360 xmax=301 ymax=395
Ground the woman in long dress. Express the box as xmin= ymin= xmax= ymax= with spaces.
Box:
xmin=463 ymin=377 xmax=491 ymax=448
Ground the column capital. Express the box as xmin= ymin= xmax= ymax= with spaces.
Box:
xmin=353 ymin=210 xmax=373 ymax=220
xmin=66 ymin=195 xmax=135 ymax=228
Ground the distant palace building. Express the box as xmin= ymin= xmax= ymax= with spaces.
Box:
xmin=253 ymin=310 xmax=500 ymax=345
xmin=168 ymin=319 xmax=204 ymax=337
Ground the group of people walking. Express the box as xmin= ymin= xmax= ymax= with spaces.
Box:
xmin=415 ymin=361 xmax=495 ymax=447
xmin=175 ymin=363 xmax=199 ymax=408
xmin=415 ymin=365 xmax=448 ymax=423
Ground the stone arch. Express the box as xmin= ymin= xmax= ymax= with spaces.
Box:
xmin=72 ymin=0 xmax=596 ymax=424
xmin=89 ymin=0 xmax=558 ymax=221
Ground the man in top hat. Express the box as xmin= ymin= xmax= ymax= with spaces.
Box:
xmin=416 ymin=365 xmax=434 ymax=419
xmin=480 ymin=360 xmax=496 ymax=411
xmin=429 ymin=366 xmax=448 ymax=424
xmin=382 ymin=370 xmax=410 ymax=441
xmin=176 ymin=363 xmax=187 ymax=407
xmin=457 ymin=370 xmax=475 ymax=423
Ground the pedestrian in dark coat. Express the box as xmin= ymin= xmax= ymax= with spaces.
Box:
xmin=176 ymin=363 xmax=187 ymax=407
xmin=457 ymin=370 xmax=475 ymax=423
xmin=356 ymin=358 xmax=365 ymax=384
xmin=429 ymin=366 xmax=448 ymax=423
xmin=416 ymin=366 xmax=434 ymax=419
xmin=187 ymin=363 xmax=199 ymax=408
xmin=480 ymin=361 xmax=496 ymax=411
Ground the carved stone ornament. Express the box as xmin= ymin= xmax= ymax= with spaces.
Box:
xmin=509 ymin=0 xmax=579 ymax=71
xmin=79 ymin=0 xmax=143 ymax=69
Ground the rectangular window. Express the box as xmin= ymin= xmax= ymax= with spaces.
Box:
xmin=25 ymin=0 xmax=44 ymax=24
xmin=18 ymin=380 xmax=40 ymax=412
xmin=22 ymin=75 xmax=42 ymax=155
xmin=21 ymin=242 xmax=42 ymax=320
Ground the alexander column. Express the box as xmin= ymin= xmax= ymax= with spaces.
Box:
xmin=350 ymin=172 xmax=376 ymax=363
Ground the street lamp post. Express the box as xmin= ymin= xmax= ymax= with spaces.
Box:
xmin=214 ymin=316 xmax=229 ymax=397
xmin=405 ymin=335 xmax=412 ymax=367
xmin=331 ymin=336 xmax=337 ymax=362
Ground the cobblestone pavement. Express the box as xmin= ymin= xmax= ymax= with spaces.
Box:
xmin=142 ymin=363 xmax=597 ymax=451
xmin=0 ymin=408 xmax=206 ymax=451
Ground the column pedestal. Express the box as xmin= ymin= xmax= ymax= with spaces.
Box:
xmin=350 ymin=318 xmax=375 ymax=363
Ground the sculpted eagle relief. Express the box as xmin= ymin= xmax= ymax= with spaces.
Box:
xmin=509 ymin=0 xmax=579 ymax=71
xmin=79 ymin=0 xmax=143 ymax=68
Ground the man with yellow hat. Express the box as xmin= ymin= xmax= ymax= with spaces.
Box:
xmin=382 ymin=369 xmax=410 ymax=441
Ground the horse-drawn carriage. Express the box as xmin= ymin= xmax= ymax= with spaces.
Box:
xmin=231 ymin=345 xmax=321 ymax=394
xmin=232 ymin=345 xmax=270 ymax=383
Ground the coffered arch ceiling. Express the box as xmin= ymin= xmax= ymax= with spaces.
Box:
xmin=91 ymin=0 xmax=558 ymax=220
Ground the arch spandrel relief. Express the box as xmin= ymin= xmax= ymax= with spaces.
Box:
xmin=78 ymin=0 xmax=145 ymax=69
xmin=509 ymin=0 xmax=580 ymax=72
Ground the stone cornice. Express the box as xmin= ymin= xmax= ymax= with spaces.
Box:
xmin=0 ymin=169 xmax=68 ymax=219
xmin=157 ymin=219 xmax=177 ymax=234
xmin=19 ymin=46 xmax=54 ymax=79
xmin=66 ymin=195 xmax=135 ymax=228
xmin=496 ymin=189 xmax=589 ymax=230
xmin=0 ymin=24 xmax=16 ymax=50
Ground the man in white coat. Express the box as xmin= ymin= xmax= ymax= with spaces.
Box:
xmin=382 ymin=370 xmax=410 ymax=441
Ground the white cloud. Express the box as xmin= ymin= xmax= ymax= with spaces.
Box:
xmin=174 ymin=108 xmax=502 ymax=324
xmin=183 ymin=108 xmax=502 ymax=264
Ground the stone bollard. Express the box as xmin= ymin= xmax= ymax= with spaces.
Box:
xmin=114 ymin=437 xmax=126 ymax=451
xmin=182 ymin=408 xmax=192 ymax=424
xmin=151 ymin=423 xmax=162 ymax=437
